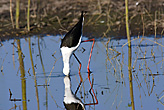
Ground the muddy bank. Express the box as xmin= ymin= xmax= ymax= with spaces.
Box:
xmin=0 ymin=0 xmax=164 ymax=41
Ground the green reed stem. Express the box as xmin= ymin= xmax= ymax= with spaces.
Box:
xmin=16 ymin=0 xmax=20 ymax=29
xmin=125 ymin=0 xmax=135 ymax=110
xmin=27 ymin=0 xmax=30 ymax=31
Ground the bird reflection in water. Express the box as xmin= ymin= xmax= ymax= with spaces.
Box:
xmin=63 ymin=76 xmax=85 ymax=110
xmin=63 ymin=72 xmax=98 ymax=110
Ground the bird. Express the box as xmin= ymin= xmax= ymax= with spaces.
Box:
xmin=60 ymin=11 xmax=84 ymax=76
xmin=60 ymin=11 xmax=95 ymax=76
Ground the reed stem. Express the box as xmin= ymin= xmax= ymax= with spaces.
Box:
xmin=125 ymin=0 xmax=135 ymax=110
xmin=27 ymin=0 xmax=31 ymax=31
xmin=16 ymin=0 xmax=20 ymax=29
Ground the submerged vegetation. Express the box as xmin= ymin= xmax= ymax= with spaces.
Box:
xmin=0 ymin=0 xmax=164 ymax=40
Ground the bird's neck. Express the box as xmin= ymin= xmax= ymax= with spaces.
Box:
xmin=63 ymin=62 xmax=70 ymax=76
xmin=61 ymin=47 xmax=73 ymax=75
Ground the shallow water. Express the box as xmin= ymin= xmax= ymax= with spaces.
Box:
xmin=0 ymin=35 xmax=164 ymax=110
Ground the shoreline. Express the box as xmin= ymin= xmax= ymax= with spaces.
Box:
xmin=0 ymin=0 xmax=164 ymax=41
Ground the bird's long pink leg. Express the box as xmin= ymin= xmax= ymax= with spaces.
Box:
xmin=82 ymin=39 xmax=98 ymax=105
xmin=82 ymin=39 xmax=95 ymax=73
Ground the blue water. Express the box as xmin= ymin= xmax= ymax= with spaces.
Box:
xmin=0 ymin=35 xmax=164 ymax=110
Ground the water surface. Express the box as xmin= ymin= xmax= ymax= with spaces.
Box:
xmin=0 ymin=35 xmax=164 ymax=110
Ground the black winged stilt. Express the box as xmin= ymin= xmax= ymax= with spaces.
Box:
xmin=60 ymin=11 xmax=95 ymax=76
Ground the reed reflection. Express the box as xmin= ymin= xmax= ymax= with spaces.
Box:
xmin=127 ymin=27 xmax=135 ymax=110
xmin=16 ymin=39 xmax=27 ymax=110
xmin=38 ymin=36 xmax=48 ymax=110
xmin=28 ymin=37 xmax=40 ymax=110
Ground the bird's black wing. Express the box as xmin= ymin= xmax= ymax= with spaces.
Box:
xmin=60 ymin=12 xmax=84 ymax=48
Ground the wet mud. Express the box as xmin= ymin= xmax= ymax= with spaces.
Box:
xmin=0 ymin=0 xmax=164 ymax=41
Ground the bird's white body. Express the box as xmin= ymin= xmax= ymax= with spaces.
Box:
xmin=60 ymin=36 xmax=82 ymax=75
